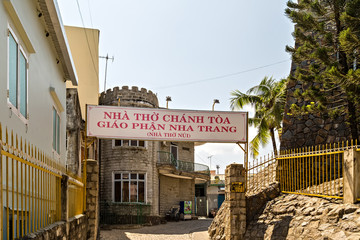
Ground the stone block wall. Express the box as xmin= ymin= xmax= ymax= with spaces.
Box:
xmin=159 ymin=141 xmax=194 ymax=163
xmin=281 ymin=69 xmax=354 ymax=150
xmin=246 ymin=182 xmax=280 ymax=225
xmin=159 ymin=175 xmax=195 ymax=216
xmin=100 ymin=202 xmax=158 ymax=225
xmin=209 ymin=164 xmax=246 ymax=240
xmin=23 ymin=214 xmax=88 ymax=240
xmin=99 ymin=140 xmax=160 ymax=217
xmin=99 ymin=86 xmax=159 ymax=108
xmin=99 ymin=86 xmax=161 ymax=224
xmin=86 ymin=159 xmax=99 ymax=239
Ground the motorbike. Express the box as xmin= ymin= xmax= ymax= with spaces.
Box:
xmin=165 ymin=205 xmax=180 ymax=222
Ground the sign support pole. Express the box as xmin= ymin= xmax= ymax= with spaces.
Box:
xmin=237 ymin=112 xmax=249 ymax=192
xmin=84 ymin=104 xmax=88 ymax=211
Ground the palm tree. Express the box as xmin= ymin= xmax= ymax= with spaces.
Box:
xmin=230 ymin=77 xmax=287 ymax=158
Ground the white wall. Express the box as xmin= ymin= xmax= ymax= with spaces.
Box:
xmin=0 ymin=0 xmax=67 ymax=164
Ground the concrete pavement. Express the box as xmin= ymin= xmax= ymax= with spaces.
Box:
xmin=100 ymin=217 xmax=212 ymax=240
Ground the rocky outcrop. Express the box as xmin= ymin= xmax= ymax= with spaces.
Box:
xmin=208 ymin=201 xmax=229 ymax=240
xmin=246 ymin=182 xmax=280 ymax=225
xmin=245 ymin=194 xmax=360 ymax=239
xmin=208 ymin=182 xmax=280 ymax=240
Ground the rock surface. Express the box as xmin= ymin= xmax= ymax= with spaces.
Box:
xmin=245 ymin=194 xmax=360 ymax=240
xmin=208 ymin=201 xmax=228 ymax=240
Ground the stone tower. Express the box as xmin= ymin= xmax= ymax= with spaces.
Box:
xmin=98 ymin=86 xmax=161 ymax=224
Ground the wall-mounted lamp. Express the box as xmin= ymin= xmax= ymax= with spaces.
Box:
xmin=166 ymin=96 xmax=172 ymax=109
xmin=212 ymin=99 xmax=220 ymax=111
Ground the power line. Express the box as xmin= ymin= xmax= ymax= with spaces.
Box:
xmin=155 ymin=59 xmax=290 ymax=90
xmin=195 ymin=153 xmax=209 ymax=165
xmin=75 ymin=0 xmax=99 ymax=78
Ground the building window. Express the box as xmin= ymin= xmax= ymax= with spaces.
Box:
xmin=170 ymin=143 xmax=178 ymax=160
xmin=53 ymin=108 xmax=60 ymax=154
xmin=114 ymin=139 xmax=123 ymax=146
xmin=8 ymin=29 xmax=28 ymax=119
xmin=113 ymin=172 xmax=145 ymax=203
xmin=113 ymin=139 xmax=145 ymax=148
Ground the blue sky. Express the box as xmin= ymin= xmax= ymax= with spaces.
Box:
xmin=58 ymin=0 xmax=294 ymax=173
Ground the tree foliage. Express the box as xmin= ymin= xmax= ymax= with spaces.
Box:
xmin=285 ymin=0 xmax=360 ymax=141
xmin=230 ymin=77 xmax=287 ymax=158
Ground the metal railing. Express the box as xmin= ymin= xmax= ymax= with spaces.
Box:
xmin=246 ymin=154 xmax=277 ymax=195
xmin=0 ymin=123 xmax=85 ymax=239
xmin=276 ymin=141 xmax=359 ymax=199
xmin=246 ymin=140 xmax=360 ymax=202
xmin=157 ymin=151 xmax=210 ymax=175
xmin=68 ymin=179 xmax=84 ymax=218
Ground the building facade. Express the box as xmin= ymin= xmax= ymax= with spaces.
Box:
xmin=207 ymin=170 xmax=225 ymax=217
xmin=0 ymin=0 xmax=78 ymax=238
xmin=0 ymin=0 xmax=77 ymax=163
xmin=99 ymin=86 xmax=209 ymax=224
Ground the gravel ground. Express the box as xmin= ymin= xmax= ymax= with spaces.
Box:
xmin=100 ymin=218 xmax=212 ymax=240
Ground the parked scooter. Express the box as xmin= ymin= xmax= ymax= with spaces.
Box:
xmin=165 ymin=205 xmax=180 ymax=222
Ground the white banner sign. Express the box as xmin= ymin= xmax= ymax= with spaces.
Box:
xmin=86 ymin=105 xmax=247 ymax=143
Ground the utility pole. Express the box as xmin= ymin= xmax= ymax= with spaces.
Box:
xmin=99 ymin=54 xmax=114 ymax=92
xmin=216 ymin=165 xmax=220 ymax=174
xmin=208 ymin=155 xmax=213 ymax=171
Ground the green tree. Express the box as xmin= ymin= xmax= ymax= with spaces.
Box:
xmin=230 ymin=77 xmax=287 ymax=158
xmin=285 ymin=0 xmax=360 ymax=141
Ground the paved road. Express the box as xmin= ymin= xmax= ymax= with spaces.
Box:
xmin=100 ymin=218 xmax=212 ymax=240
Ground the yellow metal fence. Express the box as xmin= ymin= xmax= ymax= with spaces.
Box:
xmin=68 ymin=178 xmax=84 ymax=217
xmin=0 ymin=124 xmax=85 ymax=240
xmin=246 ymin=154 xmax=277 ymax=195
xmin=246 ymin=140 xmax=360 ymax=202
xmin=277 ymin=142 xmax=348 ymax=199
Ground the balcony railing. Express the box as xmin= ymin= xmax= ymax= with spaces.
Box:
xmin=158 ymin=151 xmax=210 ymax=175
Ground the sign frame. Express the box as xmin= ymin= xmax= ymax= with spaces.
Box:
xmin=86 ymin=105 xmax=248 ymax=143
xmin=84 ymin=104 xmax=249 ymax=194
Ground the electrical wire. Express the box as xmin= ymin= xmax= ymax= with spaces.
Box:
xmin=155 ymin=59 xmax=291 ymax=90
xmin=75 ymin=0 xmax=99 ymax=78
xmin=195 ymin=153 xmax=209 ymax=165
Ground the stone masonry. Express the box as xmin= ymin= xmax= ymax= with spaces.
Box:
xmin=159 ymin=176 xmax=195 ymax=216
xmin=245 ymin=193 xmax=360 ymax=239
xmin=281 ymin=55 xmax=358 ymax=151
xmin=281 ymin=78 xmax=352 ymax=150
xmin=86 ymin=159 xmax=99 ymax=239
xmin=99 ymin=86 xmax=198 ymax=225
xmin=99 ymin=86 xmax=160 ymax=224
xmin=209 ymin=164 xmax=246 ymax=240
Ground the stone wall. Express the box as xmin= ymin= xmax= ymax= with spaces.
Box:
xmin=159 ymin=141 xmax=194 ymax=162
xmin=23 ymin=214 xmax=88 ymax=240
xmin=99 ymin=139 xmax=160 ymax=216
xmin=86 ymin=159 xmax=99 ymax=239
xmin=99 ymin=86 xmax=159 ymax=108
xmin=246 ymin=182 xmax=280 ymax=225
xmin=99 ymin=86 xmax=161 ymax=224
xmin=280 ymin=64 xmax=354 ymax=151
xmin=208 ymin=164 xmax=246 ymax=240
xmin=159 ymin=175 xmax=195 ymax=216
xmin=98 ymin=86 xmax=199 ymax=224
xmin=245 ymin=193 xmax=360 ymax=239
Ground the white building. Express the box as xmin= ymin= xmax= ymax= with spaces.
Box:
xmin=0 ymin=1 xmax=77 ymax=238
xmin=0 ymin=0 xmax=77 ymax=162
